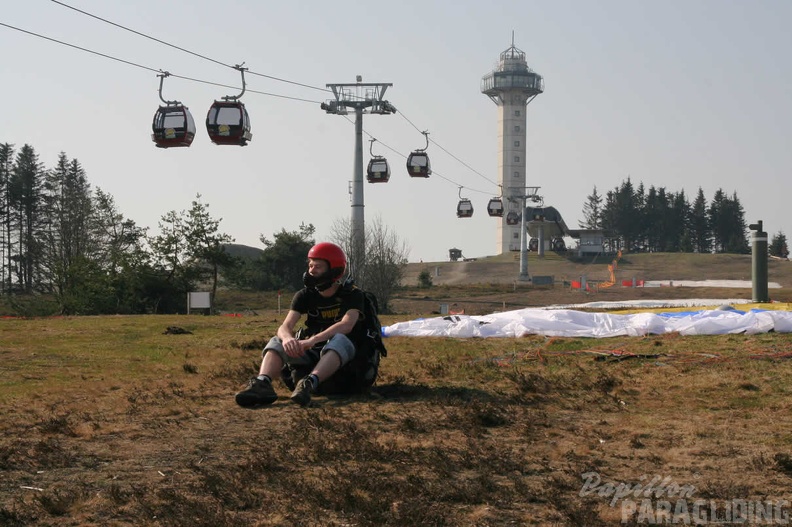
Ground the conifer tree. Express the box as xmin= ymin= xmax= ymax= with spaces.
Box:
xmin=0 ymin=143 xmax=14 ymax=293
xmin=579 ymin=186 xmax=602 ymax=229
xmin=9 ymin=144 xmax=44 ymax=292
xmin=689 ymin=187 xmax=711 ymax=253
xmin=769 ymin=232 xmax=789 ymax=259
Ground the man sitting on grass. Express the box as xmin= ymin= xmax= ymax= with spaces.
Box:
xmin=235 ymin=242 xmax=367 ymax=408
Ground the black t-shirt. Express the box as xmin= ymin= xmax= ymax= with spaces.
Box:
xmin=290 ymin=286 xmax=365 ymax=338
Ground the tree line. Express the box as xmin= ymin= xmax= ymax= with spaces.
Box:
xmin=0 ymin=142 xmax=237 ymax=315
xmin=3 ymin=140 xmax=785 ymax=315
xmin=579 ymin=178 xmax=789 ymax=258
xmin=0 ymin=142 xmax=409 ymax=316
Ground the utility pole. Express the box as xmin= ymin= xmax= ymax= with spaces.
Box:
xmin=321 ymin=77 xmax=395 ymax=282
xmin=508 ymin=186 xmax=541 ymax=281
xmin=749 ymin=220 xmax=769 ymax=302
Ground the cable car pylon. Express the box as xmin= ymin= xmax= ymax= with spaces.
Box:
xmin=320 ymin=77 xmax=395 ymax=280
xmin=151 ymin=71 xmax=196 ymax=148
xmin=206 ymin=64 xmax=252 ymax=146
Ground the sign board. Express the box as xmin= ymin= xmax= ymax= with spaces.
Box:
xmin=188 ymin=292 xmax=212 ymax=313
xmin=531 ymin=275 xmax=554 ymax=286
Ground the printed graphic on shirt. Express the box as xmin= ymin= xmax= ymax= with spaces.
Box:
xmin=307 ymin=302 xmax=342 ymax=325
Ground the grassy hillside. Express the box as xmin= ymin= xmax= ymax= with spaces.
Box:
xmin=2 ymin=313 xmax=792 ymax=525
xmin=222 ymin=243 xmax=265 ymax=260
xmin=2 ymin=253 xmax=792 ymax=525
xmin=402 ymin=252 xmax=792 ymax=287
xmin=211 ymin=252 xmax=792 ymax=316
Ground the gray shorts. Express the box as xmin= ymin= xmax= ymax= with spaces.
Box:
xmin=263 ymin=333 xmax=356 ymax=368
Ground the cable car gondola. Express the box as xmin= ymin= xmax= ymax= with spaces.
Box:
xmin=206 ymin=101 xmax=252 ymax=146
xmin=487 ymin=197 xmax=504 ymax=217
xmin=367 ymin=138 xmax=390 ymax=183
xmin=506 ymin=211 xmax=520 ymax=225
xmin=457 ymin=199 xmax=474 ymax=218
xmin=407 ymin=131 xmax=431 ymax=178
xmin=151 ymin=72 xmax=196 ymax=148
xmin=529 ymin=238 xmax=538 ymax=252
xmin=367 ymin=158 xmax=390 ymax=183
xmin=456 ymin=187 xmax=474 ymax=218
xmin=153 ymin=105 xmax=196 ymax=148
xmin=206 ymin=65 xmax=252 ymax=146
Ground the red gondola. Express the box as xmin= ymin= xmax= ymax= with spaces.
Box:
xmin=206 ymin=101 xmax=252 ymax=146
xmin=456 ymin=187 xmax=474 ymax=218
xmin=152 ymin=105 xmax=196 ymax=148
xmin=367 ymin=139 xmax=390 ymax=183
xmin=367 ymin=158 xmax=390 ymax=183
xmin=151 ymin=72 xmax=196 ymax=148
xmin=407 ymin=131 xmax=431 ymax=178
xmin=487 ymin=197 xmax=504 ymax=217
xmin=206 ymin=64 xmax=252 ymax=146
xmin=407 ymin=152 xmax=431 ymax=178
xmin=457 ymin=199 xmax=474 ymax=218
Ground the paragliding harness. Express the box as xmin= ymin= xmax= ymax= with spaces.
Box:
xmin=282 ymin=282 xmax=387 ymax=395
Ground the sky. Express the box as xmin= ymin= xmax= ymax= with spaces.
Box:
xmin=2 ymin=0 xmax=791 ymax=263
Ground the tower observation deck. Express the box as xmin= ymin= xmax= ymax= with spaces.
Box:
xmin=481 ymin=40 xmax=544 ymax=253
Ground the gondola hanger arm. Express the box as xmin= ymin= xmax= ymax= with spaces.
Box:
xmin=222 ymin=63 xmax=248 ymax=102
xmin=418 ymin=130 xmax=430 ymax=152
xmin=157 ymin=71 xmax=179 ymax=105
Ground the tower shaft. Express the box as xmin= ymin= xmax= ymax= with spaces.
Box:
xmin=497 ymin=95 xmax=528 ymax=251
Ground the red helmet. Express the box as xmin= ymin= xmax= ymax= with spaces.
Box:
xmin=305 ymin=242 xmax=347 ymax=290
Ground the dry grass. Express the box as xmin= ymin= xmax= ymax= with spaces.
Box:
xmin=2 ymin=307 xmax=792 ymax=526
xmin=2 ymin=253 xmax=792 ymax=525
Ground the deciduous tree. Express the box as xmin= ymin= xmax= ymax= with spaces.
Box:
xmin=329 ymin=215 xmax=409 ymax=313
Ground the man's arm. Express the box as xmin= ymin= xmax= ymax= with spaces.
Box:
xmin=277 ymin=310 xmax=306 ymax=358
xmin=276 ymin=310 xmax=302 ymax=340
xmin=301 ymin=309 xmax=360 ymax=350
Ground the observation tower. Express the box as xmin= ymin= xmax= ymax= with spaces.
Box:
xmin=481 ymin=37 xmax=544 ymax=253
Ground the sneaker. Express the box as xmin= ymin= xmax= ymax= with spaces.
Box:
xmin=290 ymin=376 xmax=315 ymax=407
xmin=235 ymin=378 xmax=278 ymax=408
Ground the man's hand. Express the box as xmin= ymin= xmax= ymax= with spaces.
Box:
xmin=282 ymin=336 xmax=306 ymax=358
